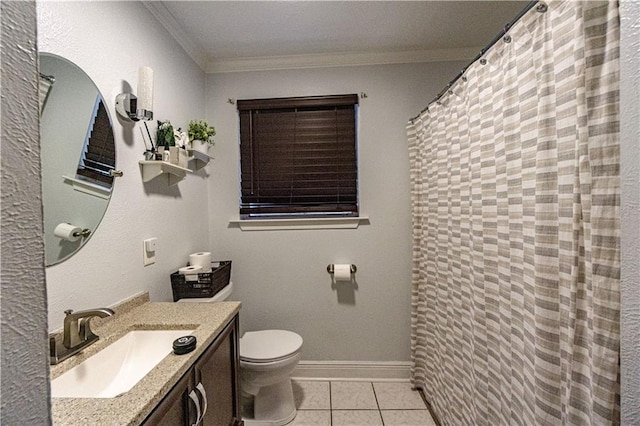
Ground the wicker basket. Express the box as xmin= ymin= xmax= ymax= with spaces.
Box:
xmin=170 ymin=261 xmax=231 ymax=302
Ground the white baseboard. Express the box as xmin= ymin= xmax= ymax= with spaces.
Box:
xmin=291 ymin=361 xmax=412 ymax=382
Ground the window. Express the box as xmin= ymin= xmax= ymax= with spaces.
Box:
xmin=76 ymin=97 xmax=115 ymax=188
xmin=238 ymin=94 xmax=359 ymax=219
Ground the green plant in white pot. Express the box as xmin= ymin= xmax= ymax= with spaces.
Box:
xmin=188 ymin=120 xmax=216 ymax=155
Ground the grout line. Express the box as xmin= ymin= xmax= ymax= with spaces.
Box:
xmin=371 ymin=381 xmax=380 ymax=410
xmin=370 ymin=381 xmax=386 ymax=425
xmin=329 ymin=381 xmax=333 ymax=426
xmin=296 ymin=380 xmax=435 ymax=425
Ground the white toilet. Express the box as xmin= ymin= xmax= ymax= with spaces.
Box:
xmin=178 ymin=282 xmax=303 ymax=426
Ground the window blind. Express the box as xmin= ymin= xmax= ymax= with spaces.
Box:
xmin=238 ymin=94 xmax=359 ymax=218
xmin=76 ymin=99 xmax=115 ymax=187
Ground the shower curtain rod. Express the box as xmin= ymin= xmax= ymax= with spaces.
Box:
xmin=409 ymin=0 xmax=540 ymax=123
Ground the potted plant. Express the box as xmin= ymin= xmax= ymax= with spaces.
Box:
xmin=154 ymin=120 xmax=183 ymax=163
xmin=188 ymin=119 xmax=216 ymax=155
xmin=156 ymin=120 xmax=176 ymax=148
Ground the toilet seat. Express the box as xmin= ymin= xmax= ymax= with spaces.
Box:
xmin=240 ymin=330 xmax=303 ymax=363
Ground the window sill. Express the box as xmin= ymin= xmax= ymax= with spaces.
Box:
xmin=228 ymin=216 xmax=370 ymax=231
xmin=63 ymin=175 xmax=111 ymax=199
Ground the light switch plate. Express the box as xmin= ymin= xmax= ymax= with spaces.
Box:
xmin=143 ymin=238 xmax=157 ymax=266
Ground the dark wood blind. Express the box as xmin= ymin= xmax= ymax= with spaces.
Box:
xmin=76 ymin=100 xmax=115 ymax=186
xmin=238 ymin=94 xmax=359 ymax=218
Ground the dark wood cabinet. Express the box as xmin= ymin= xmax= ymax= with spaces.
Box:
xmin=142 ymin=370 xmax=196 ymax=425
xmin=143 ymin=314 xmax=242 ymax=426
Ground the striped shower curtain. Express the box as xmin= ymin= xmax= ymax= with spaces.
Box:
xmin=407 ymin=2 xmax=620 ymax=425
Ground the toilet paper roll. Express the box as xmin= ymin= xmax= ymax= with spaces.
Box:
xmin=333 ymin=264 xmax=352 ymax=281
xmin=178 ymin=265 xmax=203 ymax=275
xmin=179 ymin=265 xmax=202 ymax=281
xmin=54 ymin=223 xmax=82 ymax=242
xmin=189 ymin=252 xmax=211 ymax=272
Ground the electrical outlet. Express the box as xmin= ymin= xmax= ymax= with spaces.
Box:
xmin=143 ymin=238 xmax=157 ymax=266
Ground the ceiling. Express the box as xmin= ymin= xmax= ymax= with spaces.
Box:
xmin=144 ymin=1 xmax=530 ymax=73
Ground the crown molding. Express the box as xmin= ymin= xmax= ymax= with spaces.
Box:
xmin=207 ymin=46 xmax=481 ymax=74
xmin=141 ymin=1 xmax=480 ymax=75
xmin=141 ymin=1 xmax=208 ymax=72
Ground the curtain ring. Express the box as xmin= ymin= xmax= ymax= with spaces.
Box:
xmin=536 ymin=2 xmax=548 ymax=13
xmin=480 ymin=58 xmax=487 ymax=65
xmin=503 ymin=35 xmax=512 ymax=43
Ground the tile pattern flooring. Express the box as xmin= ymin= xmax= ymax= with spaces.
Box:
xmin=288 ymin=380 xmax=437 ymax=425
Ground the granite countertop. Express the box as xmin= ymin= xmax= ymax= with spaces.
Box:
xmin=50 ymin=295 xmax=241 ymax=425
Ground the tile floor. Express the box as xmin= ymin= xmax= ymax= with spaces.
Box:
xmin=287 ymin=380 xmax=437 ymax=426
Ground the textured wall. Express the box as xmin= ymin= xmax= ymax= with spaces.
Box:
xmin=37 ymin=1 xmax=209 ymax=330
xmin=620 ymin=1 xmax=640 ymax=424
xmin=207 ymin=61 xmax=465 ymax=361
xmin=0 ymin=1 xmax=51 ymax=424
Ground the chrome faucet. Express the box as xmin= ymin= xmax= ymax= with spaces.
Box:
xmin=50 ymin=308 xmax=115 ymax=365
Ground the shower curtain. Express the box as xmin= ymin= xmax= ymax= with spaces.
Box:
xmin=407 ymin=2 xmax=620 ymax=425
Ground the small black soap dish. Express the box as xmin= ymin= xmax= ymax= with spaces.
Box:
xmin=173 ymin=335 xmax=197 ymax=355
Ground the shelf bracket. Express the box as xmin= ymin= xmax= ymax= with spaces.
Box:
xmin=187 ymin=150 xmax=213 ymax=171
xmin=139 ymin=161 xmax=189 ymax=186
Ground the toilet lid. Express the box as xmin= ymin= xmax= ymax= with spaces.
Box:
xmin=240 ymin=330 xmax=303 ymax=362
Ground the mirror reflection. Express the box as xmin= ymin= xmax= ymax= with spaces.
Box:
xmin=39 ymin=53 xmax=116 ymax=266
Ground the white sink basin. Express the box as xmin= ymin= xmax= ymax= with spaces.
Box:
xmin=51 ymin=329 xmax=192 ymax=398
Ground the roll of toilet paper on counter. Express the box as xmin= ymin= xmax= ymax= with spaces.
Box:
xmin=179 ymin=265 xmax=202 ymax=281
xmin=333 ymin=264 xmax=352 ymax=281
xmin=54 ymin=223 xmax=82 ymax=242
xmin=189 ymin=252 xmax=211 ymax=272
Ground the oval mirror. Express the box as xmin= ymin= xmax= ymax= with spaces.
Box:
xmin=39 ymin=53 xmax=116 ymax=266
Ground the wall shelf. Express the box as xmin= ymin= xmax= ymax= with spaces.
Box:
xmin=139 ymin=161 xmax=189 ymax=186
xmin=187 ymin=149 xmax=213 ymax=170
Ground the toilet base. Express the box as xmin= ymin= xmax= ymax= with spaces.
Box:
xmin=242 ymin=379 xmax=297 ymax=426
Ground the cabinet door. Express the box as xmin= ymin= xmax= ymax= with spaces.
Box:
xmin=195 ymin=316 xmax=241 ymax=426
xmin=143 ymin=369 xmax=196 ymax=426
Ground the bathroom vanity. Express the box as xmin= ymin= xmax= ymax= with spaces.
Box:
xmin=143 ymin=316 xmax=241 ymax=425
xmin=49 ymin=294 xmax=242 ymax=425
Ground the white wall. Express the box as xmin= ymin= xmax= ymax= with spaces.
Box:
xmin=37 ymin=1 xmax=209 ymax=331
xmin=620 ymin=1 xmax=640 ymax=424
xmin=1 ymin=1 xmax=50 ymax=423
xmin=2 ymin=1 xmax=638 ymax=423
xmin=206 ymin=62 xmax=465 ymax=361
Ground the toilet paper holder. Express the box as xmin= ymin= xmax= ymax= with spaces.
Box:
xmin=74 ymin=229 xmax=92 ymax=238
xmin=327 ymin=264 xmax=357 ymax=274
